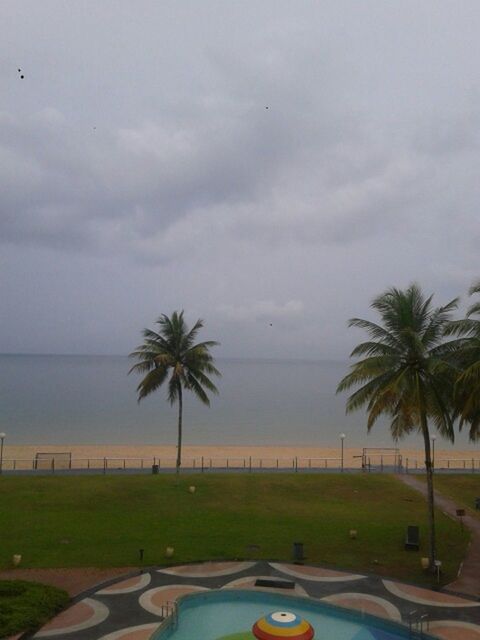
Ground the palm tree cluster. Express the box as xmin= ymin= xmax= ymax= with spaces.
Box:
xmin=337 ymin=282 xmax=480 ymax=571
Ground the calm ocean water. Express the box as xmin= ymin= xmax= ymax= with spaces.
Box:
xmin=0 ymin=354 xmax=476 ymax=449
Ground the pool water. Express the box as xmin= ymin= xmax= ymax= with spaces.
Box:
xmin=152 ymin=590 xmax=427 ymax=640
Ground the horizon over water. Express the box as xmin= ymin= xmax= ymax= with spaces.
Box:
xmin=0 ymin=353 xmax=477 ymax=451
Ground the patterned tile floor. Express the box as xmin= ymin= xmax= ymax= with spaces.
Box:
xmin=24 ymin=562 xmax=480 ymax=640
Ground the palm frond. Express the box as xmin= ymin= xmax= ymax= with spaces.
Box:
xmin=444 ymin=318 xmax=480 ymax=337
xmin=185 ymin=372 xmax=211 ymax=405
xmin=344 ymin=371 xmax=397 ymax=413
xmin=182 ymin=318 xmax=204 ymax=351
xmin=136 ymin=366 xmax=169 ymax=402
xmin=366 ymin=391 xmax=397 ymax=430
xmin=188 ymin=368 xmax=219 ymax=395
xmin=467 ymin=302 xmax=480 ymax=318
xmin=128 ymin=359 xmax=155 ymax=375
xmin=153 ymin=353 xmax=175 ymax=368
xmin=348 ymin=318 xmax=401 ymax=349
xmin=390 ymin=412 xmax=416 ymax=441
xmin=468 ymin=280 xmax=480 ymax=297
xmin=422 ymin=299 xmax=458 ymax=347
xmin=167 ymin=375 xmax=180 ymax=405
xmin=350 ymin=341 xmax=398 ymax=358
xmin=337 ymin=355 xmax=398 ymax=393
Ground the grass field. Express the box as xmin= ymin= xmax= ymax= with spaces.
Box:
xmin=0 ymin=473 xmax=469 ymax=586
xmin=429 ymin=474 xmax=480 ymax=517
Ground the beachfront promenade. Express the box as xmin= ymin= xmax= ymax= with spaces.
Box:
xmin=2 ymin=448 xmax=480 ymax=474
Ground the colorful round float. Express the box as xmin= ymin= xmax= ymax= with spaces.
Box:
xmin=252 ymin=611 xmax=314 ymax=640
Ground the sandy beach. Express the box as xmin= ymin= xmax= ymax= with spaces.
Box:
xmin=2 ymin=444 xmax=479 ymax=471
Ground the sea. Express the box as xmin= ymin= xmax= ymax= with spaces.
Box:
xmin=0 ymin=353 xmax=477 ymax=450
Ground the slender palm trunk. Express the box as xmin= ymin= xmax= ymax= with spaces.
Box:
xmin=176 ymin=384 xmax=183 ymax=475
xmin=421 ymin=411 xmax=436 ymax=571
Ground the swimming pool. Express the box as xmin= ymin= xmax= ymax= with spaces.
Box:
xmin=151 ymin=590 xmax=432 ymax=640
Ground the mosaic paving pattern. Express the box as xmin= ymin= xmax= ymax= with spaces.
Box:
xmin=157 ymin=561 xmax=255 ymax=577
xmin=269 ymin=562 xmax=365 ymax=582
xmin=383 ymin=580 xmax=480 ymax=608
xmin=222 ymin=575 xmax=308 ymax=596
xmin=34 ymin=598 xmax=109 ymax=637
xmin=321 ymin=593 xmax=402 ymax=621
xmin=97 ymin=623 xmax=162 ymax=640
xmin=139 ymin=584 xmax=208 ymax=616
xmin=24 ymin=562 xmax=480 ymax=640
xmin=428 ymin=620 xmax=480 ymax=640
xmin=97 ymin=574 xmax=151 ymax=595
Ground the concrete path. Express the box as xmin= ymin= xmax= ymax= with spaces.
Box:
xmin=0 ymin=567 xmax=137 ymax=598
xmin=398 ymin=474 xmax=480 ymax=599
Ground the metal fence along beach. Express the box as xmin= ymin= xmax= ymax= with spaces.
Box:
xmin=2 ymin=450 xmax=480 ymax=474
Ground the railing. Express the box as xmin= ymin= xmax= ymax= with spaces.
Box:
xmin=404 ymin=457 xmax=480 ymax=473
xmin=2 ymin=455 xmax=479 ymax=474
xmin=407 ymin=610 xmax=429 ymax=637
xmin=1 ymin=456 xmax=342 ymax=472
xmin=160 ymin=601 xmax=178 ymax=627
xmin=436 ymin=458 xmax=480 ymax=472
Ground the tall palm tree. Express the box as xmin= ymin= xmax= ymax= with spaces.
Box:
xmin=445 ymin=280 xmax=480 ymax=441
xmin=337 ymin=284 xmax=458 ymax=570
xmin=129 ymin=311 xmax=220 ymax=474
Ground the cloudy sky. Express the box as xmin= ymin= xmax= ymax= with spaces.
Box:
xmin=1 ymin=1 xmax=479 ymax=359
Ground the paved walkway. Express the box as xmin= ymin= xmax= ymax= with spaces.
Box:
xmin=13 ymin=561 xmax=480 ymax=640
xmin=398 ymin=474 xmax=480 ymax=599
xmin=0 ymin=568 xmax=137 ymax=598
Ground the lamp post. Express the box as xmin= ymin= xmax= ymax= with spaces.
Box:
xmin=0 ymin=433 xmax=5 ymax=475
xmin=340 ymin=433 xmax=346 ymax=472
xmin=431 ymin=435 xmax=436 ymax=472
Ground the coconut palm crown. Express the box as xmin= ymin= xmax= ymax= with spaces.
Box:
xmin=445 ymin=280 xmax=480 ymax=441
xmin=337 ymin=284 xmax=459 ymax=569
xmin=129 ymin=311 xmax=220 ymax=473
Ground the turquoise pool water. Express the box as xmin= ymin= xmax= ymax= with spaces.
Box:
xmin=152 ymin=590 xmax=429 ymax=640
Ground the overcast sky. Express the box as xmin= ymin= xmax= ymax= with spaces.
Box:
xmin=1 ymin=1 xmax=479 ymax=359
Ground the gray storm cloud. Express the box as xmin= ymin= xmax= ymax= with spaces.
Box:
xmin=1 ymin=1 xmax=480 ymax=357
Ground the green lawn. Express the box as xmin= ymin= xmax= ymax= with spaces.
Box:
xmin=0 ymin=580 xmax=68 ymax=638
xmin=0 ymin=474 xmax=469 ymax=586
xmin=430 ymin=474 xmax=480 ymax=517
